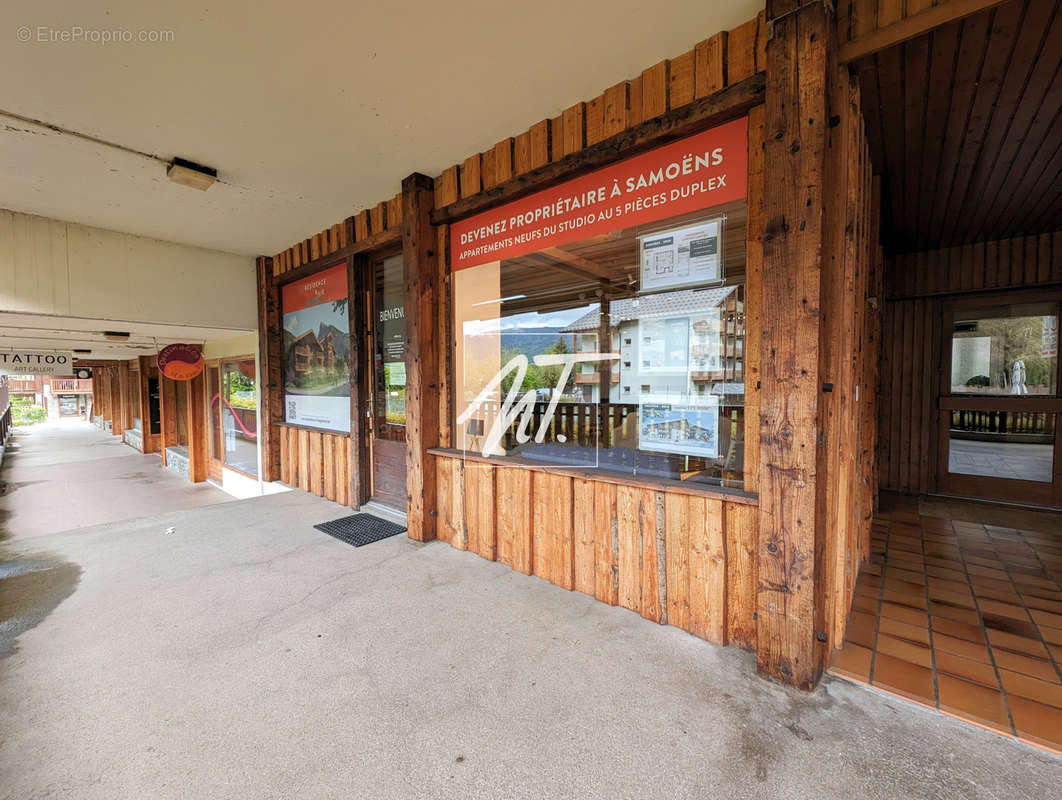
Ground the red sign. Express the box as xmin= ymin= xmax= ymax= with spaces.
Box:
xmin=281 ymin=261 xmax=347 ymax=312
xmin=157 ymin=344 xmax=204 ymax=381
xmin=451 ymin=116 xmax=748 ymax=271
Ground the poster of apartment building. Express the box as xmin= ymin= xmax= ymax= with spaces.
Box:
xmin=281 ymin=262 xmax=351 ymax=433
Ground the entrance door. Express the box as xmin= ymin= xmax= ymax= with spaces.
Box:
xmin=938 ymin=292 xmax=1062 ymax=506
xmin=369 ymin=253 xmax=407 ymax=510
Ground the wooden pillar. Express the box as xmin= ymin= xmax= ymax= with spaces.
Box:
xmin=756 ymin=0 xmax=833 ymax=689
xmin=159 ymin=374 xmax=178 ymax=464
xmin=256 ymin=256 xmax=282 ymax=482
xmin=401 ymin=172 xmax=440 ymax=541
xmin=186 ymin=359 xmax=208 ymax=482
xmin=348 ymin=253 xmax=370 ymax=507
xmin=117 ymin=360 xmax=131 ymax=434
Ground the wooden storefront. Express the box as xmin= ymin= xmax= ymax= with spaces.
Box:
xmin=253 ymin=0 xmax=1062 ymax=690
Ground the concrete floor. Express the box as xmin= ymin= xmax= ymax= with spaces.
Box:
xmin=1 ymin=428 xmax=1060 ymax=798
xmin=0 ymin=420 xmax=231 ymax=540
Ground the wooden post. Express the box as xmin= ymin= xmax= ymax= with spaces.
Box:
xmin=159 ymin=374 xmax=177 ymax=464
xmin=186 ymin=356 xmax=208 ymax=482
xmin=348 ymin=254 xmax=370 ymax=507
xmin=138 ymin=356 xmax=160 ymax=454
xmin=256 ymin=256 xmax=282 ymax=482
xmin=117 ymin=361 xmax=131 ymax=435
xmin=756 ymin=0 xmax=833 ymax=689
xmin=401 ymin=172 xmax=440 ymax=541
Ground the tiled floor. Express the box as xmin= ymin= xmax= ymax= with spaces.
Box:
xmin=828 ymin=497 xmax=1062 ymax=755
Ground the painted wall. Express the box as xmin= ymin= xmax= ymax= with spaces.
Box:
xmin=203 ymin=332 xmax=258 ymax=360
xmin=0 ymin=209 xmax=257 ymax=329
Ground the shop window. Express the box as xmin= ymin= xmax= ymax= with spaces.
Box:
xmin=219 ymin=359 xmax=258 ymax=476
xmin=453 ymin=200 xmax=749 ymax=490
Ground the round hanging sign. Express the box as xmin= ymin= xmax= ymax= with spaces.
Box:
xmin=157 ymin=344 xmax=204 ymax=381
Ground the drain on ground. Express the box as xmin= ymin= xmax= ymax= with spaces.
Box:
xmin=313 ymin=514 xmax=405 ymax=547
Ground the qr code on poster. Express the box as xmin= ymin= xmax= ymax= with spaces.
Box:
xmin=287 ymin=400 xmax=296 ymax=419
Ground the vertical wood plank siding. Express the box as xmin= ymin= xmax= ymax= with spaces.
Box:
xmin=877 ymin=231 xmax=1062 ymax=494
xmin=435 ymin=455 xmax=759 ymax=650
xmin=278 ymin=424 xmax=351 ymax=505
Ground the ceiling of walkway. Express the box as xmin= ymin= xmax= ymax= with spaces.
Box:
xmin=855 ymin=0 xmax=1062 ymax=255
xmin=0 ymin=313 xmax=251 ymax=359
xmin=0 ymin=0 xmax=761 ymax=257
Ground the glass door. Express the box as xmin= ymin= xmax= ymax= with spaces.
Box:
xmin=369 ymin=253 xmax=407 ymax=510
xmin=207 ymin=364 xmax=224 ymax=481
xmin=938 ymin=293 xmax=1061 ymax=506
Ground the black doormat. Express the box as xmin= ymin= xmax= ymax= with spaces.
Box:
xmin=313 ymin=513 xmax=406 ymax=547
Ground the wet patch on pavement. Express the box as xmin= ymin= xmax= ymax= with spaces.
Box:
xmin=0 ymin=547 xmax=81 ymax=659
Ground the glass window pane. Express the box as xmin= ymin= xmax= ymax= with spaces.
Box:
xmin=951 ymin=303 xmax=1058 ymax=395
xmin=948 ymin=410 xmax=1055 ymax=483
xmin=453 ymin=200 xmax=747 ymax=490
xmin=374 ymin=254 xmax=406 ymax=432
xmin=220 ymin=359 xmax=257 ymax=476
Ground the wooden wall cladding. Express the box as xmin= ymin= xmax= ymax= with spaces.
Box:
xmin=430 ymin=12 xmax=767 ymax=211
xmin=270 ymin=193 xmax=403 ymax=278
xmin=877 ymin=232 xmax=1062 ymax=494
xmin=435 ymin=456 xmax=759 ymax=650
xmin=278 ymin=424 xmax=351 ymax=505
xmin=886 ymin=231 xmax=1062 ymax=299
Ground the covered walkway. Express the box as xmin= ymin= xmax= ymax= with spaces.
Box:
xmin=0 ymin=420 xmax=230 ymax=540
xmin=1 ymin=424 xmax=1060 ymax=798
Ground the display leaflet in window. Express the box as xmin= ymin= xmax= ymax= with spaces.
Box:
xmin=639 ymin=217 xmax=723 ymax=292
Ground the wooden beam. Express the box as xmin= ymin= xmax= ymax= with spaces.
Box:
xmin=431 ymin=73 xmax=765 ymax=225
xmin=402 ymin=173 xmax=440 ymax=541
xmin=756 ymin=0 xmax=831 ymax=690
xmin=186 ymin=359 xmax=208 ymax=482
xmin=348 ymin=255 xmax=370 ymax=507
xmin=275 ymin=227 xmax=401 ymax=287
xmin=256 ymin=256 xmax=282 ymax=481
xmin=838 ymin=0 xmax=1008 ymax=64
xmin=538 ymin=246 xmax=617 ymax=281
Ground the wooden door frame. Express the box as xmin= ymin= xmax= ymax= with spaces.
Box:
xmin=935 ymin=287 xmax=1062 ymax=506
xmin=204 ymin=354 xmax=260 ymax=481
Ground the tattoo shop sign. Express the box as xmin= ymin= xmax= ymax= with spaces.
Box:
xmin=0 ymin=349 xmax=74 ymax=375
xmin=451 ymin=116 xmax=748 ymax=271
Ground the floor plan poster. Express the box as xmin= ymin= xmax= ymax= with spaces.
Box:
xmin=638 ymin=396 xmax=719 ymax=458
xmin=281 ymin=262 xmax=351 ymax=433
xmin=639 ymin=217 xmax=723 ymax=292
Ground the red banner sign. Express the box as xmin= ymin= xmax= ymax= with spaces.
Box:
xmin=451 ymin=116 xmax=748 ymax=271
xmin=281 ymin=261 xmax=348 ymax=312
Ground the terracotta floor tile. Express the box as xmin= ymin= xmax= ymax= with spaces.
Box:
xmin=845 ymin=615 xmax=877 ymax=650
xmin=933 ymin=631 xmax=991 ymax=663
xmin=978 ymin=598 xmax=1033 ymax=622
xmin=934 ymin=651 xmax=999 ymax=688
xmin=828 ymin=642 xmax=873 ymax=684
xmin=971 ymin=583 xmax=1023 ymax=604
xmin=930 ymin=616 xmax=986 ymax=643
xmin=852 ymin=594 xmax=878 ymax=615
xmin=1030 ymin=608 xmax=1062 ymax=631
xmin=880 ymin=602 xmax=929 ymax=628
xmin=1038 ymin=626 xmax=1062 ymax=647
xmin=930 ymin=603 xmax=982 ymax=626
xmin=887 ymin=567 xmax=926 ymax=586
xmin=877 ymin=634 xmax=933 ymax=668
xmin=987 ymin=629 xmax=1049 ymax=658
xmin=929 ymin=587 xmax=976 ymax=609
xmin=872 ymin=653 xmax=935 ymax=708
xmin=926 ymin=565 xmax=967 ymax=582
xmin=930 ymin=576 xmax=973 ymax=594
xmin=980 ymin=613 xmax=1041 ymax=640
xmin=936 ymin=674 xmax=1011 ymax=736
xmin=885 ymin=578 xmax=929 ymax=598
xmin=1049 ymin=643 xmax=1062 ymax=662
xmin=1007 ymin=695 xmax=1062 ymax=755
xmin=881 ymin=589 xmax=927 ymax=610
xmin=999 ymin=669 xmax=1062 ymax=709
xmin=1011 ymin=573 xmax=1061 ymax=592
xmin=1023 ymin=594 xmax=1062 ymax=615
xmin=878 ymin=616 xmax=931 ymax=646
xmin=991 ymin=649 xmax=1059 ymax=683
